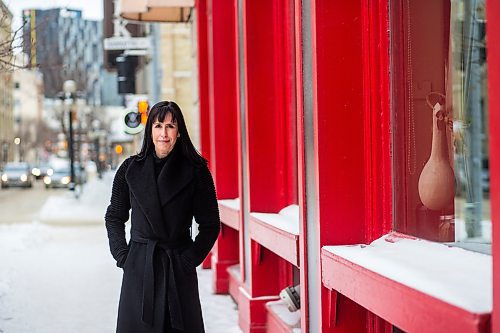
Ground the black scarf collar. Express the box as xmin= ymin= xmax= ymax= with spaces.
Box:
xmin=125 ymin=145 xmax=194 ymax=230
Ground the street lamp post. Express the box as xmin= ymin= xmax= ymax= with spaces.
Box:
xmin=14 ymin=137 xmax=21 ymax=162
xmin=90 ymin=119 xmax=103 ymax=179
xmin=1 ymin=142 xmax=8 ymax=165
xmin=63 ymin=80 xmax=77 ymax=192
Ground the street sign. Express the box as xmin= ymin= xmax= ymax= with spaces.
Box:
xmin=123 ymin=110 xmax=144 ymax=135
xmin=104 ymin=37 xmax=151 ymax=51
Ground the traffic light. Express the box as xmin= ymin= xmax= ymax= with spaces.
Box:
xmin=137 ymin=100 xmax=149 ymax=124
xmin=117 ymin=55 xmax=138 ymax=94
xmin=138 ymin=100 xmax=148 ymax=113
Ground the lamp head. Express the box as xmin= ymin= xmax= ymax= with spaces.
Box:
xmin=63 ymin=80 xmax=77 ymax=94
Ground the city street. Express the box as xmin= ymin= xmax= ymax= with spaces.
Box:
xmin=0 ymin=0 xmax=496 ymax=331
xmin=0 ymin=181 xmax=62 ymax=224
xmin=0 ymin=175 xmax=241 ymax=333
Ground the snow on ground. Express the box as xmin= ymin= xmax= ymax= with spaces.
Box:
xmin=0 ymin=171 xmax=241 ymax=333
xmin=0 ymin=223 xmax=122 ymax=333
xmin=39 ymin=173 xmax=113 ymax=225
xmin=198 ymin=269 xmax=241 ymax=333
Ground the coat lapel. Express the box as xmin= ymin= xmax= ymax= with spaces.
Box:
xmin=126 ymin=154 xmax=164 ymax=234
xmin=157 ymin=146 xmax=194 ymax=207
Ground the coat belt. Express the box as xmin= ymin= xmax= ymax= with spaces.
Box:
xmin=131 ymin=235 xmax=190 ymax=330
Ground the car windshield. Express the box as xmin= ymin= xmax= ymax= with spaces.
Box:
xmin=54 ymin=167 xmax=70 ymax=174
xmin=4 ymin=164 xmax=28 ymax=172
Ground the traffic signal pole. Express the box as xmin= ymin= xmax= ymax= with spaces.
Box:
xmin=68 ymin=106 xmax=76 ymax=191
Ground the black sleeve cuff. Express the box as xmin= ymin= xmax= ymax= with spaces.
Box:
xmin=116 ymin=248 xmax=129 ymax=268
xmin=182 ymin=246 xmax=201 ymax=267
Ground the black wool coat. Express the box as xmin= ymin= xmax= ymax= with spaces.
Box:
xmin=105 ymin=146 xmax=220 ymax=333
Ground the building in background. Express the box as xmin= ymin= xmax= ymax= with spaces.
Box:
xmin=0 ymin=0 xmax=14 ymax=165
xmin=12 ymin=54 xmax=45 ymax=163
xmin=102 ymin=1 xmax=197 ymax=151
xmin=157 ymin=23 xmax=196 ymax=147
xmin=19 ymin=7 xmax=128 ymax=175
xmin=22 ymin=8 xmax=121 ymax=107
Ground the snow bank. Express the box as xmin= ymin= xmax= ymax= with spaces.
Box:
xmin=39 ymin=172 xmax=113 ymax=225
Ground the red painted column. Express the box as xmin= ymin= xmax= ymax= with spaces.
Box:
xmin=244 ymin=0 xmax=297 ymax=213
xmin=240 ymin=0 xmax=298 ymax=332
xmin=196 ymin=0 xmax=213 ymax=270
xmin=487 ymin=1 xmax=500 ymax=331
xmin=197 ymin=0 xmax=210 ymax=162
xmin=311 ymin=1 xmax=370 ymax=331
xmin=207 ymin=0 xmax=239 ymax=194
xmin=205 ymin=0 xmax=240 ymax=291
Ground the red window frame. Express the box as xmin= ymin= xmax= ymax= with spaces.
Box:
xmin=487 ymin=0 xmax=500 ymax=331
xmin=315 ymin=1 xmax=496 ymax=332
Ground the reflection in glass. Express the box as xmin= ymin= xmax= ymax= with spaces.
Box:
xmin=451 ymin=0 xmax=490 ymax=249
xmin=391 ymin=0 xmax=490 ymax=252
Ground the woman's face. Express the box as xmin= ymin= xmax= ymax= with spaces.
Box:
xmin=152 ymin=112 xmax=179 ymax=158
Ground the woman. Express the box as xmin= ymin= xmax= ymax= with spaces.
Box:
xmin=105 ymin=101 xmax=220 ymax=333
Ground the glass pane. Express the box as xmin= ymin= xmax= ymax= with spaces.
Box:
xmin=392 ymin=0 xmax=490 ymax=252
xmin=451 ymin=0 xmax=489 ymax=251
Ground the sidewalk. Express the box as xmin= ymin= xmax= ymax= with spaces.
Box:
xmin=0 ymin=171 xmax=241 ymax=333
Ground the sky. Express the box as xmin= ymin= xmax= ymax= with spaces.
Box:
xmin=5 ymin=0 xmax=104 ymax=31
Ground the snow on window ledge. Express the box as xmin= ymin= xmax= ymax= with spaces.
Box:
xmin=250 ymin=204 xmax=299 ymax=235
xmin=218 ymin=198 xmax=240 ymax=211
xmin=323 ymin=232 xmax=492 ymax=314
xmin=227 ymin=264 xmax=241 ymax=280
xmin=266 ymin=299 xmax=301 ymax=328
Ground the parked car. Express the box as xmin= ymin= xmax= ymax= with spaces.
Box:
xmin=44 ymin=165 xmax=71 ymax=189
xmin=1 ymin=162 xmax=34 ymax=188
xmin=31 ymin=163 xmax=54 ymax=180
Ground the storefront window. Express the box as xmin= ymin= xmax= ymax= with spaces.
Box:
xmin=392 ymin=0 xmax=490 ymax=252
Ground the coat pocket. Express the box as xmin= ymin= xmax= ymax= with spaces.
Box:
xmin=119 ymin=243 xmax=132 ymax=269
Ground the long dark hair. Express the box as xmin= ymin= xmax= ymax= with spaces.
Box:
xmin=136 ymin=101 xmax=206 ymax=165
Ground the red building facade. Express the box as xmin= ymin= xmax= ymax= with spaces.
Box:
xmin=196 ymin=1 xmax=498 ymax=332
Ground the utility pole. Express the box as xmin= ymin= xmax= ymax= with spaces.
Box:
xmin=63 ymin=80 xmax=77 ymax=192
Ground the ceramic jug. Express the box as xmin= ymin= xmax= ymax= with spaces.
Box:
xmin=418 ymin=102 xmax=455 ymax=211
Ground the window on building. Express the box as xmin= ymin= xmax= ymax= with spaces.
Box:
xmin=392 ymin=0 xmax=490 ymax=253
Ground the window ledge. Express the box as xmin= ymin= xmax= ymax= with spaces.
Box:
xmin=249 ymin=205 xmax=300 ymax=266
xmin=265 ymin=299 xmax=301 ymax=333
xmin=321 ymin=232 xmax=491 ymax=333
xmin=227 ymin=263 xmax=241 ymax=281
xmin=218 ymin=198 xmax=240 ymax=230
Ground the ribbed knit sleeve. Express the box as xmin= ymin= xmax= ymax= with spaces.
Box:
xmin=105 ymin=157 xmax=132 ymax=268
xmin=183 ymin=163 xmax=221 ymax=267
